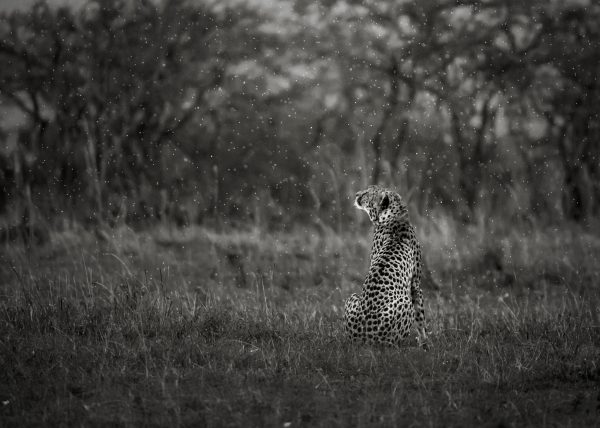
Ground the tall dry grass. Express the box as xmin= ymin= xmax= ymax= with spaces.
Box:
xmin=1 ymin=215 xmax=599 ymax=426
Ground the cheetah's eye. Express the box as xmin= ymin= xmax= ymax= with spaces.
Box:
xmin=354 ymin=193 xmax=364 ymax=208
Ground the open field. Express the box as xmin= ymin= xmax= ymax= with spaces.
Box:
xmin=1 ymin=220 xmax=599 ymax=427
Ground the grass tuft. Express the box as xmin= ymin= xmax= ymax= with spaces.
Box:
xmin=1 ymin=221 xmax=599 ymax=426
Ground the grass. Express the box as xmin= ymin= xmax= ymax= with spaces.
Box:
xmin=1 ymin=219 xmax=599 ymax=427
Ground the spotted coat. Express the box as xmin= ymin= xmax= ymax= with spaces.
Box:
xmin=344 ymin=185 xmax=427 ymax=346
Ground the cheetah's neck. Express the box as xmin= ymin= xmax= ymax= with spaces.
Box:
xmin=370 ymin=220 xmax=413 ymax=260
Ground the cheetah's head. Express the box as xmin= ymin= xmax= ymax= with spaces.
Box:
xmin=354 ymin=185 xmax=408 ymax=226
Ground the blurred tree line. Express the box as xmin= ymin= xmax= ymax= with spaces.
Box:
xmin=0 ymin=0 xmax=598 ymax=233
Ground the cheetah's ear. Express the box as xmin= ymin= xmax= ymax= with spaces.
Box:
xmin=380 ymin=193 xmax=390 ymax=211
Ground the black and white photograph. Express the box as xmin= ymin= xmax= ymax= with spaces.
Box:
xmin=1 ymin=0 xmax=599 ymax=426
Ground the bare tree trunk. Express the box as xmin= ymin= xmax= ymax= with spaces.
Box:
xmin=390 ymin=116 xmax=410 ymax=169
xmin=208 ymin=110 xmax=221 ymax=223
xmin=310 ymin=112 xmax=332 ymax=148
xmin=450 ymin=94 xmax=496 ymax=218
xmin=370 ymin=57 xmax=401 ymax=185
xmin=83 ymin=119 xmax=103 ymax=222
xmin=555 ymin=112 xmax=595 ymax=221
xmin=390 ymin=116 xmax=411 ymax=192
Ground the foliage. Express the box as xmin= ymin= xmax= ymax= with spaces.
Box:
xmin=0 ymin=0 xmax=599 ymax=229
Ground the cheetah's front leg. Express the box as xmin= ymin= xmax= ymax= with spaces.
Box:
xmin=344 ymin=293 xmax=365 ymax=342
xmin=410 ymin=275 xmax=429 ymax=349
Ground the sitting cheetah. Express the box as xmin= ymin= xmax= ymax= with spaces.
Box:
xmin=344 ymin=185 xmax=428 ymax=347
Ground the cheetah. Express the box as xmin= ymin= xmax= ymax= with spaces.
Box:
xmin=344 ymin=185 xmax=428 ymax=347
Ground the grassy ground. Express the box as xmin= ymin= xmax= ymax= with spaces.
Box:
xmin=1 ymin=219 xmax=599 ymax=427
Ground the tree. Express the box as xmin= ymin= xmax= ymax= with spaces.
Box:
xmin=0 ymin=0 xmax=225 ymax=221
